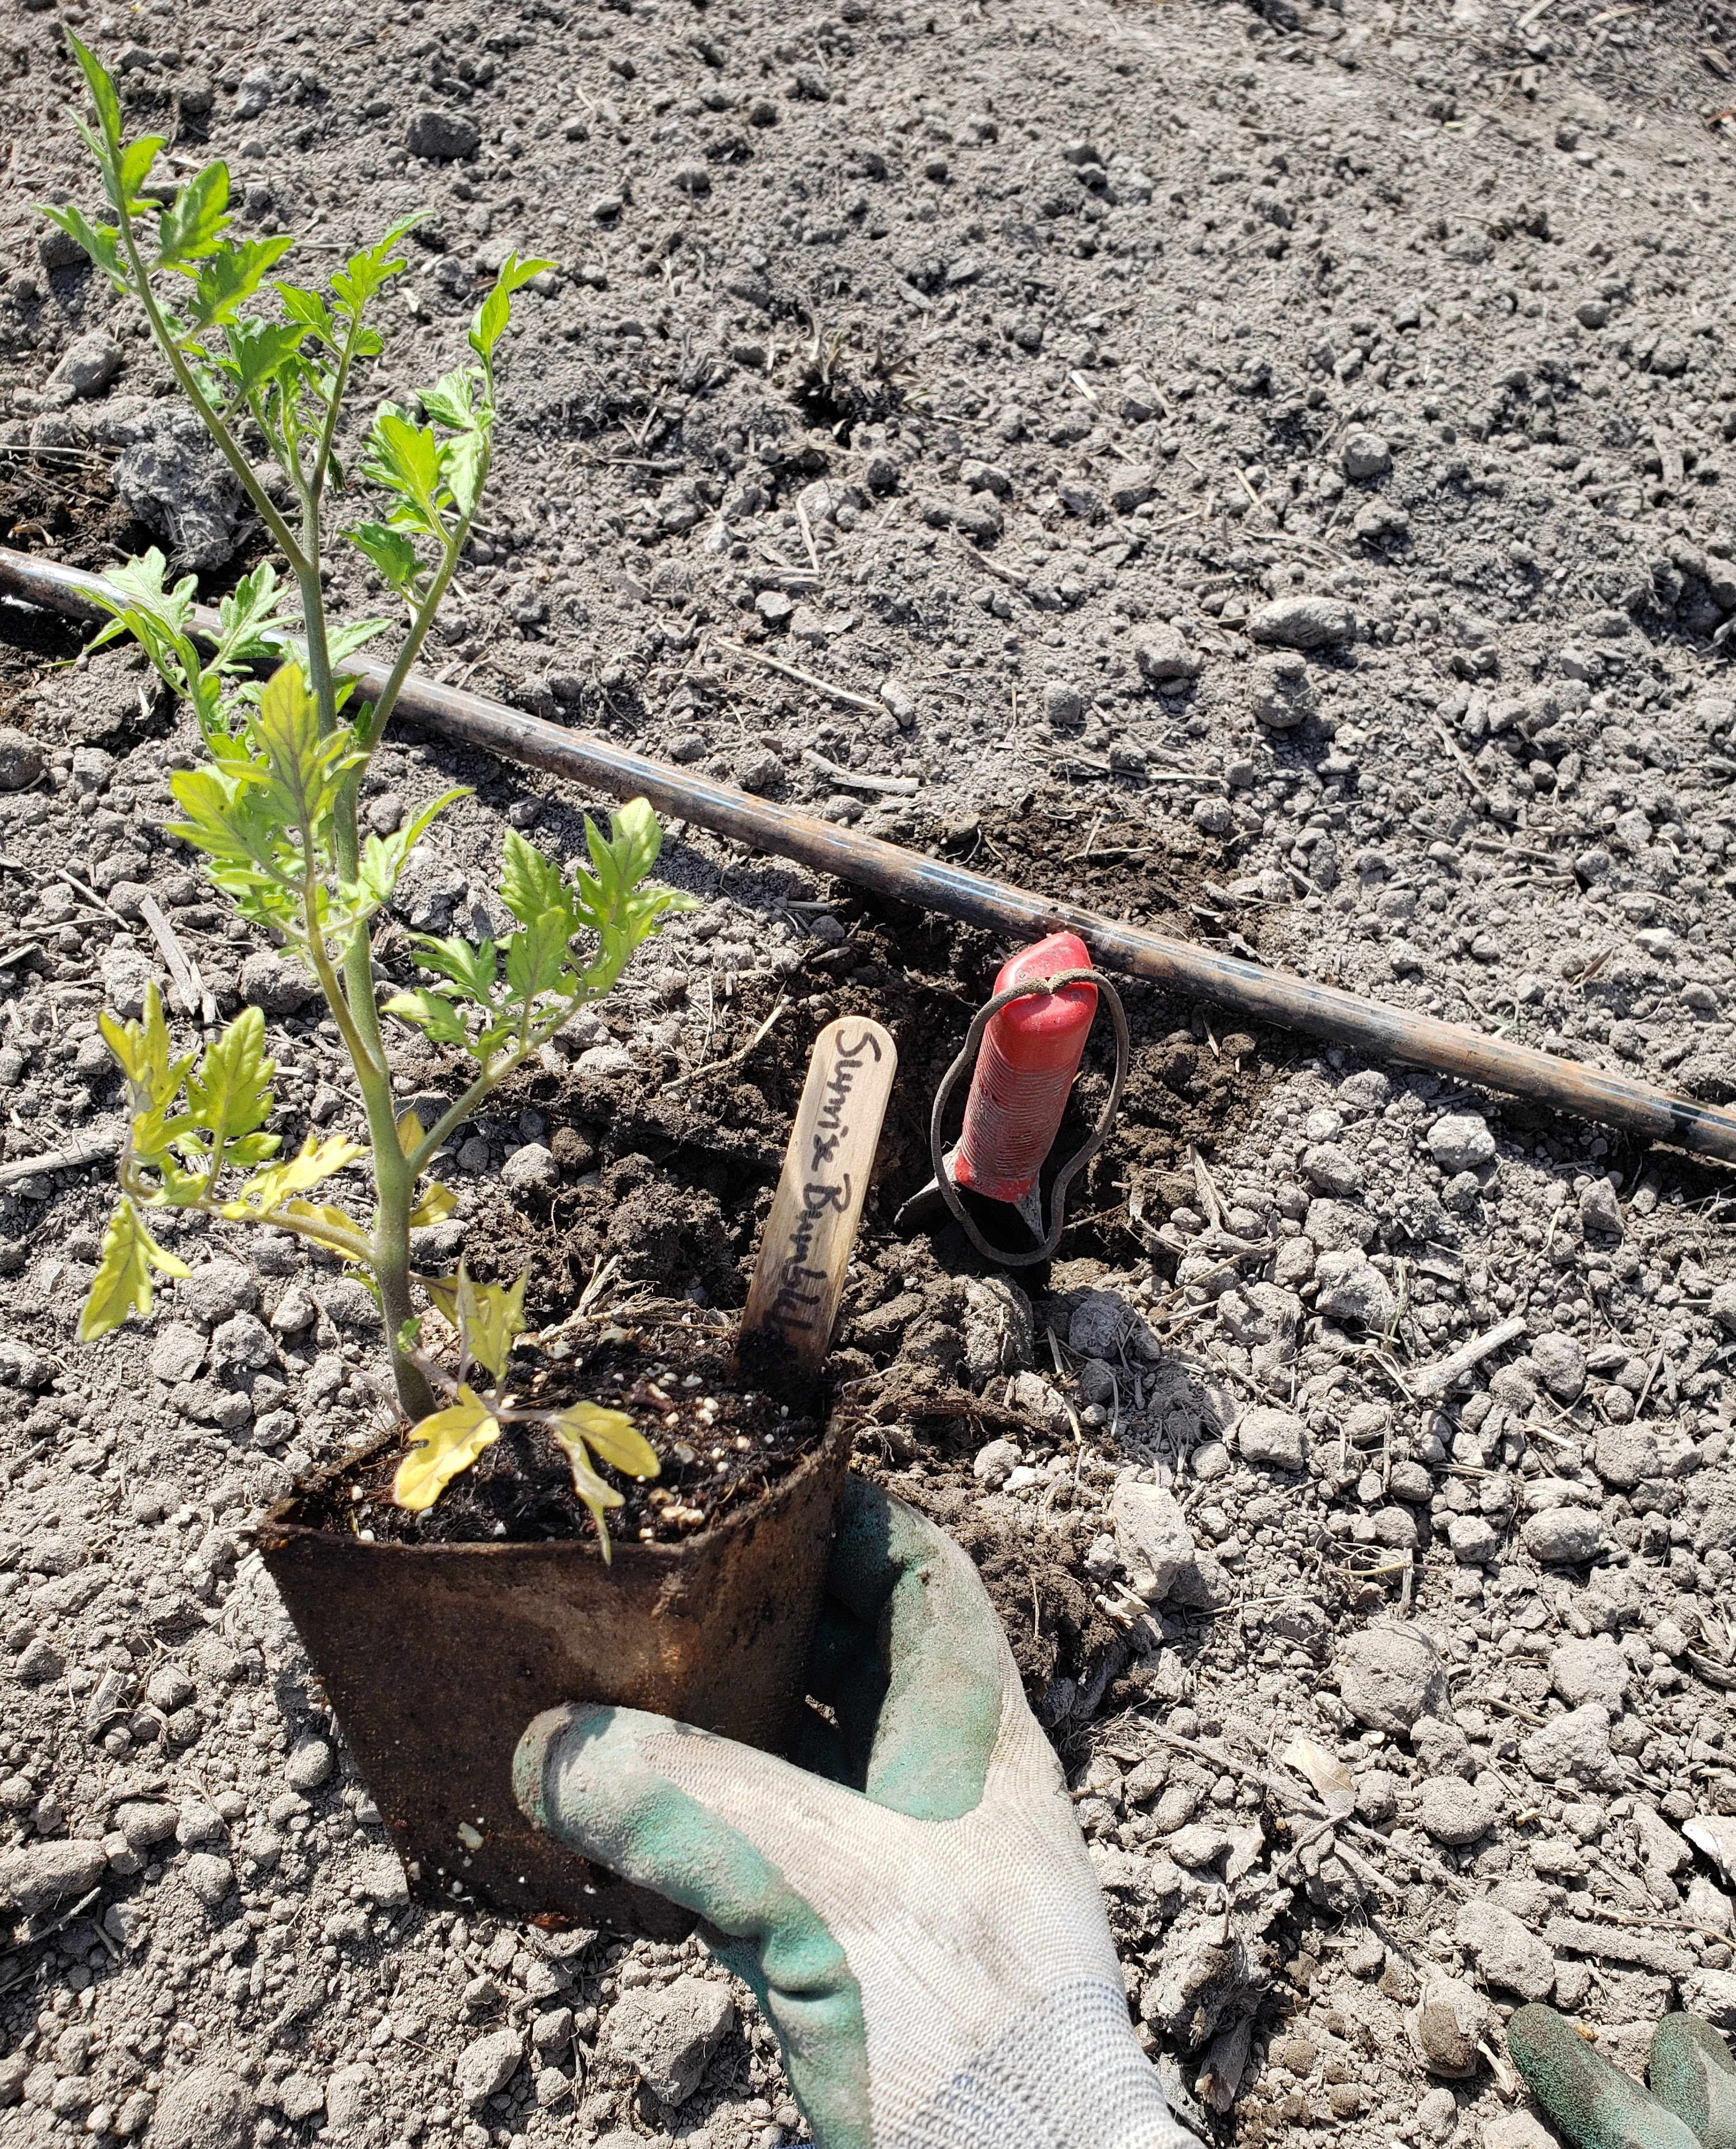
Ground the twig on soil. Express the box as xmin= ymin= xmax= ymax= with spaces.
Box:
xmin=800 ymin=749 xmax=919 ymax=798
xmin=1407 ymin=1314 xmax=1529 ymax=1400
xmin=713 ymin=637 xmax=885 ymax=717
xmin=0 ymin=1127 xmax=123 ymax=1188
xmin=137 ymin=893 xmax=214 ymax=1023
xmin=660 ymin=989 xmax=790 ymax=1096
xmin=56 ymin=868 xmax=127 ymax=926
xmin=0 ymin=1886 xmax=102 ymax=1961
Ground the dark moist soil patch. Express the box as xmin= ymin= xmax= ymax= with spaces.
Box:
xmin=295 ymin=1336 xmax=825 ymax=1549
xmin=445 ymin=799 xmax=1292 ymax=1329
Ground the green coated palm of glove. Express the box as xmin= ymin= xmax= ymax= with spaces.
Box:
xmin=1508 ymin=2005 xmax=1736 ymax=2149
xmin=513 ymin=1480 xmax=1200 ymax=2149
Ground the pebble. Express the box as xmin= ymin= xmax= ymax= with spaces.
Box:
xmin=1483 ymin=2112 xmax=1559 ymax=2149
xmin=1247 ymin=595 xmax=1355 ymax=650
xmin=1522 ymin=1704 xmax=1621 ymax=1789
xmin=1530 ymin=1330 xmax=1586 ymax=1402
xmin=48 ymin=332 xmax=123 ymax=399
xmin=1579 ymin=1177 xmax=1623 ymax=1234
xmin=455 ymin=2027 xmax=524 ymax=2108
xmin=1335 ymin=1624 xmax=1448 ymax=1733
xmin=1521 ymin=1507 xmax=1604 ymax=1563
xmin=1426 ymin=1112 xmax=1496 ymax=1173
xmin=1341 ymin=430 xmax=1392 ymax=481
xmin=1133 ymin=624 xmax=1202 ymax=683
xmin=1236 ymin=1405 xmax=1307 ymax=1472
xmin=286 ymin=1737 xmax=335 ymax=1792
xmin=183 ymin=1851 xmax=235 ymax=1909
xmin=1408 ymin=1975 xmax=1498 ymax=2078
xmin=1312 ymin=1250 xmax=1395 ymax=1328
xmin=501 ymin=1142 xmax=561 ymax=1194
xmin=1418 ymin=1776 xmax=1498 ymax=1846
xmin=1455 ymin=1898 xmax=1556 ymax=2000
xmin=1593 ymin=1420 xmax=1695 ymax=1488
xmin=0 ymin=727 xmax=44 ymax=791
xmin=150 ymin=1321 xmax=208 ymax=1384
xmin=0 ymin=1838 xmax=108 ymax=1914
xmin=408 ymin=107 xmax=481 ymax=161
xmin=151 ymin=2067 xmax=253 ymax=2149
xmin=328 ymin=2064 xmax=374 ymax=2127
xmin=1548 ymin=1634 xmax=1629 ymax=1710
xmin=177 ymin=1259 xmax=260 ymax=1327
xmin=239 ymin=951 xmax=316 ymax=1015
xmin=603 ymin=1977 xmax=733 ymax=2107
xmin=1110 ymin=1477 xmax=1198 ymax=1599
xmin=972 ymin=1437 xmax=1019 ymax=1488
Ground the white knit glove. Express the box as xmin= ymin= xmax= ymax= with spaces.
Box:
xmin=515 ymin=1481 xmax=1199 ymax=2149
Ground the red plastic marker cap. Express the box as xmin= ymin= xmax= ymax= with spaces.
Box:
xmin=953 ymin=931 xmax=1097 ymax=1206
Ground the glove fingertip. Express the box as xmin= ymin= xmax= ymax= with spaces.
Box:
xmin=513 ymin=1702 xmax=611 ymax=1834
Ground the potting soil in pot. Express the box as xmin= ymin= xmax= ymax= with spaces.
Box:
xmin=291 ymin=1335 xmax=826 ymax=1548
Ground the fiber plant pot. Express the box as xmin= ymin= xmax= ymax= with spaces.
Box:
xmin=256 ymin=1402 xmax=854 ymax=1938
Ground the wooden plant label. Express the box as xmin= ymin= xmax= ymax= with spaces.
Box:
xmin=740 ymin=1018 xmax=898 ymax=1378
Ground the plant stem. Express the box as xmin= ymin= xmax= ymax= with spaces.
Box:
xmin=355 ymin=430 xmax=493 ymax=757
xmin=113 ymin=214 xmax=311 ymax=581
xmin=370 ymin=1111 xmax=433 ymax=1421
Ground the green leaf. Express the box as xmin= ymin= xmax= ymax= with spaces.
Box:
xmin=329 ymin=217 xmax=419 ymax=315
xmin=36 ymin=202 xmax=124 ymax=285
xmin=78 ymin=1199 xmax=189 ymax=1340
xmin=281 ymin=1195 xmax=369 ymax=1251
xmin=101 ymin=982 xmax=192 ymax=1111
xmin=361 ymin=409 xmax=446 ymax=531
xmin=608 ymin=797 xmax=664 ymax=889
xmin=92 ymin=548 xmax=197 ymax=640
xmin=221 ymin=315 xmax=307 ymax=400
xmin=383 ymin=988 xmax=469 ymax=1047
xmin=419 ymin=367 xmax=482 ymax=431
xmin=442 ymin=428 xmax=488 ymax=520
xmin=455 ymin=1266 xmax=528 ymax=1382
xmin=186 ymin=1004 xmax=275 ymax=1144
xmin=185 ymin=235 xmax=298 ymax=331
xmin=393 ymin=1387 xmax=500 ymax=1511
xmin=274 ymin=280 xmax=334 ymax=343
xmin=412 ymin=932 xmax=497 ymax=1005
xmin=346 ymin=520 xmax=423 ymax=595
xmin=155 ymin=161 xmax=231 ymax=268
xmin=547 ymin=1416 xmax=627 ymax=1556
xmin=325 ymin=616 xmax=391 ymax=666
xmin=504 ymin=909 xmax=573 ymax=1006
xmin=409 ymin=1179 xmax=457 ymax=1228
xmin=214 ymin=561 xmax=290 ymax=663
xmin=498 ymin=829 xmax=568 ymax=927
xmin=467 ymin=252 xmax=555 ymax=363
xmin=65 ymin=30 xmax=122 ymax=152
xmin=116 ymin=135 xmax=166 ymax=212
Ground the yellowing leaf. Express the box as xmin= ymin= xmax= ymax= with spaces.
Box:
xmin=279 ymin=1198 xmax=369 ymax=1253
xmin=547 ymin=1418 xmax=626 ymax=1562
xmin=455 ymin=1263 xmax=527 ymax=1383
xmin=420 ymin=1272 xmax=460 ymax=1324
xmin=102 ymin=982 xmax=191 ymax=1110
xmin=397 ymin=1109 xmax=427 ymax=1156
xmin=79 ymin=1200 xmax=189 ymax=1341
xmin=554 ymin=1401 xmax=659 ymax=1481
xmin=393 ymin=1386 xmax=500 ymax=1510
xmin=224 ymin=1131 xmax=362 ymax=1218
xmin=409 ymin=1179 xmax=456 ymax=1229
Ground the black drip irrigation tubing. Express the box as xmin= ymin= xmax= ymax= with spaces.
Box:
xmin=5 ymin=542 xmax=1736 ymax=1167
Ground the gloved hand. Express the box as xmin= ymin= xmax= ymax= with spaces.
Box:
xmin=514 ymin=1479 xmax=1200 ymax=2149
xmin=1507 ymin=2003 xmax=1736 ymax=2149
